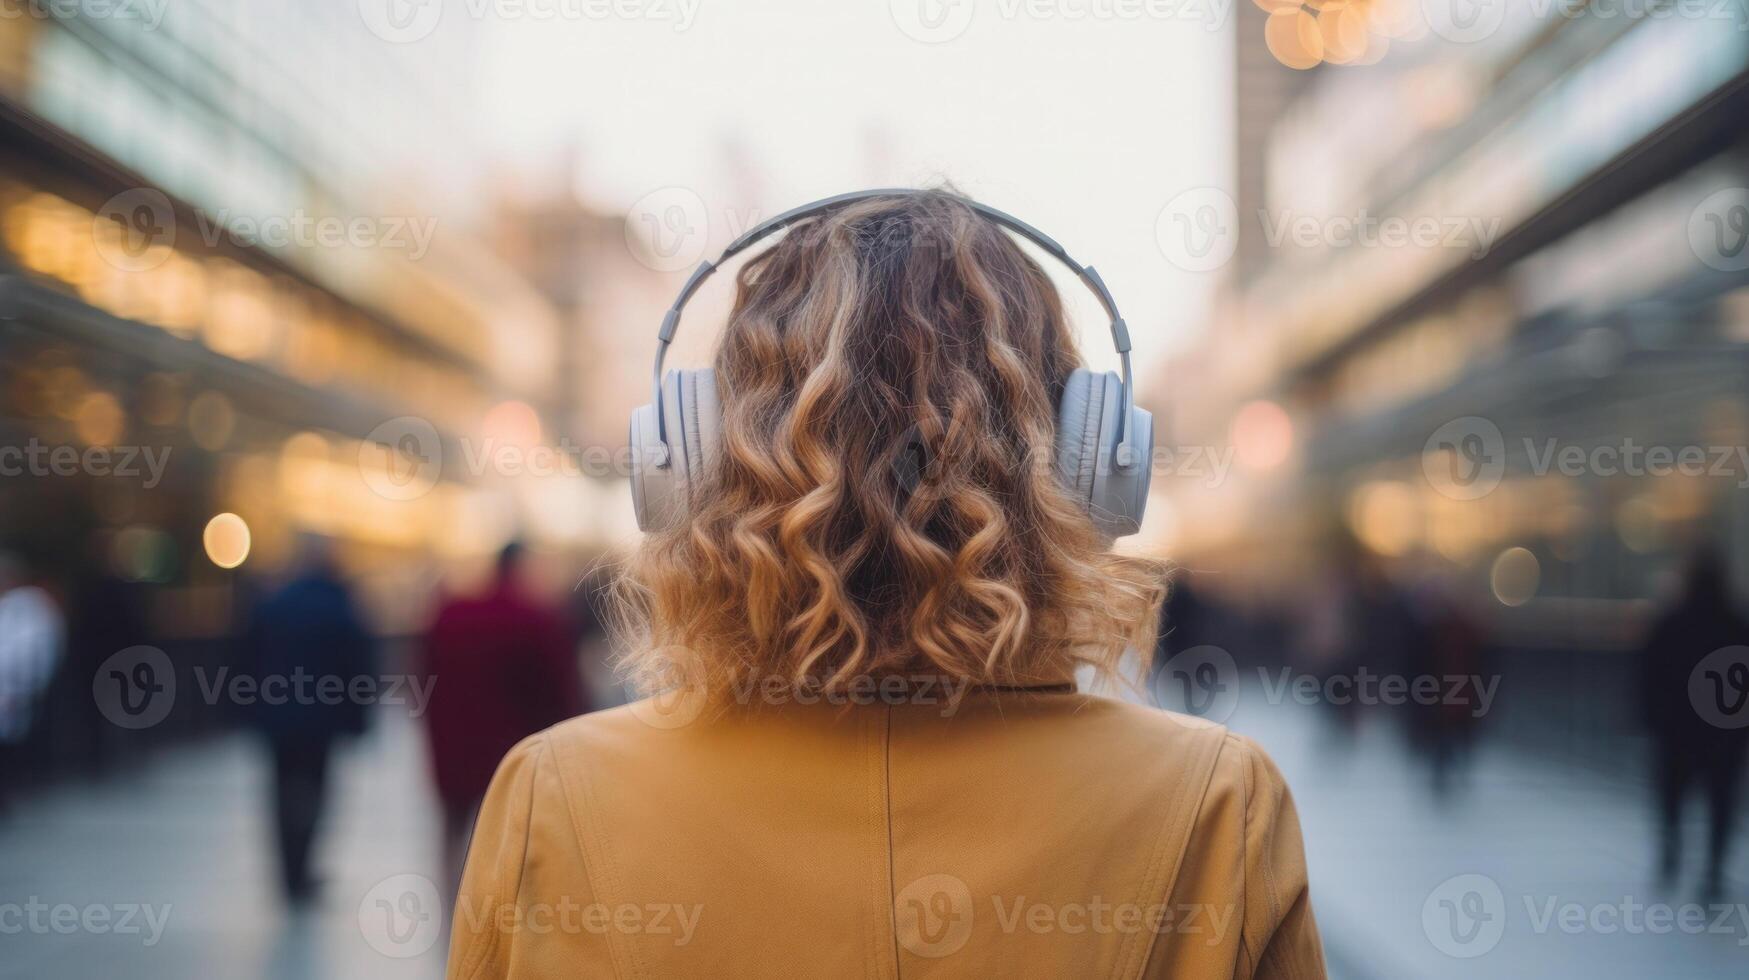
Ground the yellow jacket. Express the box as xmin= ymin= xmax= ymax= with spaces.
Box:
xmin=447 ymin=683 xmax=1326 ymax=978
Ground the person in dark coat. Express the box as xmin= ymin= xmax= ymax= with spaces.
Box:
xmin=239 ymin=536 xmax=376 ymax=902
xmin=1638 ymin=548 xmax=1749 ymax=901
xmin=420 ymin=542 xmax=584 ymax=895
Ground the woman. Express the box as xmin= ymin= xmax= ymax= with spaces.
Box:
xmin=447 ymin=190 xmax=1325 ymax=978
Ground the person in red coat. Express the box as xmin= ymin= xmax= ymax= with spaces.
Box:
xmin=421 ymin=542 xmax=585 ymax=894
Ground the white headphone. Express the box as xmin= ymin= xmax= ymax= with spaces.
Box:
xmin=629 ymin=189 xmax=1153 ymax=538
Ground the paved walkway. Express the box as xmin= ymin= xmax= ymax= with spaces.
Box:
xmin=0 ymin=715 xmax=446 ymax=980
xmin=1224 ymin=689 xmax=1749 ymax=979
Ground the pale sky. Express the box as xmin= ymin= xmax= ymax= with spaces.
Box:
xmin=467 ymin=0 xmax=1234 ymax=376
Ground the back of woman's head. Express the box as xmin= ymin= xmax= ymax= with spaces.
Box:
xmin=615 ymin=189 xmax=1162 ymax=700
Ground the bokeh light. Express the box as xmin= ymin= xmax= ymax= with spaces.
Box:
xmin=1490 ymin=546 xmax=1541 ymax=606
xmin=203 ymin=512 xmax=252 ymax=569
xmin=1231 ymin=400 xmax=1295 ymax=472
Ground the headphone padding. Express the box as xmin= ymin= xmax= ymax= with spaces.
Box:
xmin=1055 ymin=368 xmax=1100 ymax=504
xmin=630 ymin=368 xmax=721 ymax=532
xmin=628 ymin=399 xmax=671 ymax=532
xmin=1055 ymin=367 xmax=1152 ymax=538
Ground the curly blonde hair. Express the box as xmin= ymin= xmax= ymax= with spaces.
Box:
xmin=613 ymin=189 xmax=1163 ymax=700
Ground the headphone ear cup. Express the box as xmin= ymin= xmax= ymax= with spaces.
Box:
xmin=1055 ymin=368 xmax=1151 ymax=538
xmin=1055 ymin=368 xmax=1104 ymax=505
xmin=629 ymin=399 xmax=669 ymax=532
xmin=629 ymin=369 xmax=721 ymax=532
xmin=1092 ymin=402 xmax=1151 ymax=538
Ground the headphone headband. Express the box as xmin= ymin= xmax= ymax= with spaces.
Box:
xmin=648 ymin=189 xmax=1136 ymax=469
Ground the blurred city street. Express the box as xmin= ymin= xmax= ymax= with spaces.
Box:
xmin=0 ymin=713 xmax=445 ymax=980
xmin=1235 ymin=698 xmax=1749 ymax=979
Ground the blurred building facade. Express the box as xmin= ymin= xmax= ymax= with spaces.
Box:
xmin=1166 ymin=7 xmax=1749 ymax=753
xmin=0 ymin=5 xmax=586 ymax=770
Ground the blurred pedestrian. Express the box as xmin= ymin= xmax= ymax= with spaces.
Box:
xmin=1405 ymin=577 xmax=1489 ymax=798
xmin=58 ymin=533 xmax=149 ymax=775
xmin=0 ymin=552 xmax=64 ymax=815
xmin=239 ymin=536 xmax=376 ymax=903
xmin=421 ymin=542 xmax=584 ymax=897
xmin=1638 ymin=548 xmax=1749 ymax=901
